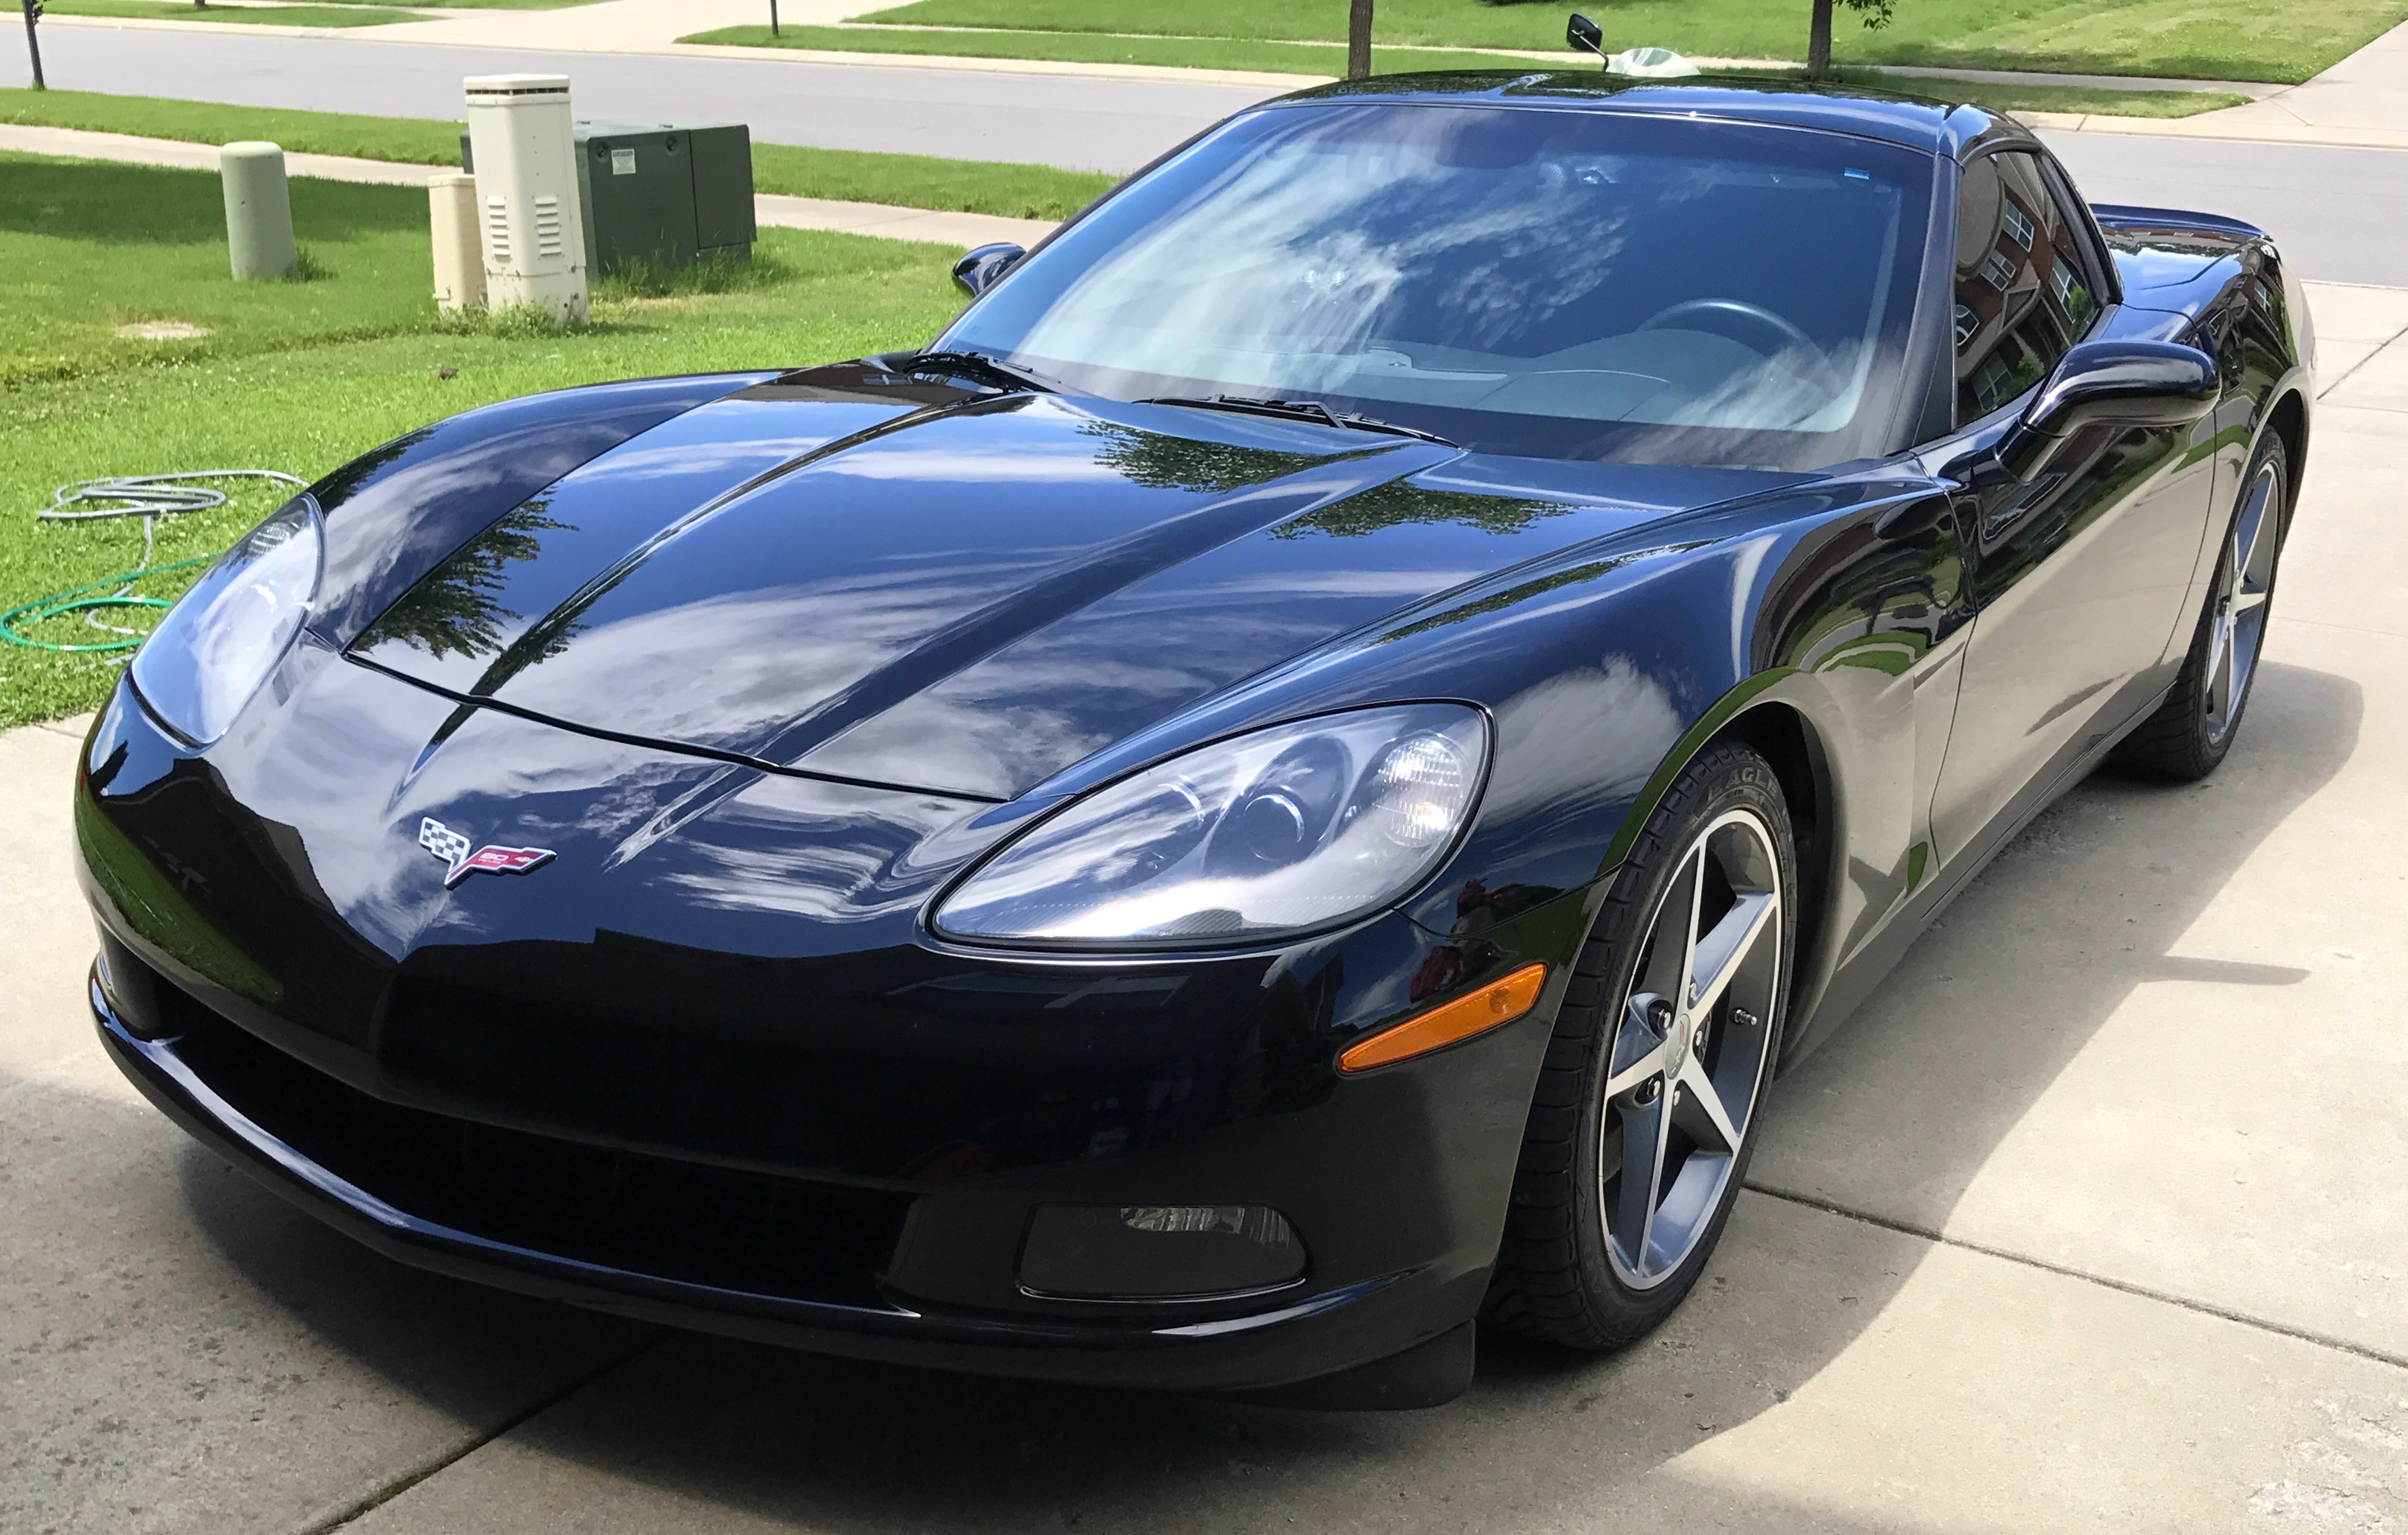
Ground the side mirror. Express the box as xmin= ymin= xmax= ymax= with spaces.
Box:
xmin=1567 ymin=13 xmax=1606 ymax=64
xmin=1998 ymin=338 xmax=2217 ymax=482
xmin=953 ymin=242 xmax=1026 ymax=300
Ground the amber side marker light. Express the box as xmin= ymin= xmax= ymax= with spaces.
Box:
xmin=1337 ymin=963 xmax=1549 ymax=1073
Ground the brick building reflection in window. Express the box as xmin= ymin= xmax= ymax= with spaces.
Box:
xmin=1951 ymin=152 xmax=2094 ymax=421
xmin=2003 ymin=200 xmax=2034 ymax=250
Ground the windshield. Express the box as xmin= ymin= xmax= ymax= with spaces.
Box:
xmin=938 ymin=101 xmax=1936 ymax=468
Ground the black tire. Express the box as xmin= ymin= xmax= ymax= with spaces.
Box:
xmin=2113 ymin=436 xmax=2290 ymax=781
xmin=1483 ymin=742 xmax=1797 ymax=1351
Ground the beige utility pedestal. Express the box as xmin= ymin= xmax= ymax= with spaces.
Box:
xmin=427 ymin=172 xmax=486 ymax=312
xmin=463 ymin=74 xmax=586 ymax=325
xmin=220 ymin=141 xmax=297 ymax=282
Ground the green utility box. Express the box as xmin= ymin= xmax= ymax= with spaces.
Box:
xmin=462 ymin=119 xmax=755 ymax=276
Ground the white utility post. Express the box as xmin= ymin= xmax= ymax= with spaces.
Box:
xmin=221 ymin=142 xmax=298 ymax=282
xmin=463 ymin=74 xmax=586 ymax=325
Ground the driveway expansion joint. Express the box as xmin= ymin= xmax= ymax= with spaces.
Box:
xmin=299 ymin=1329 xmax=671 ymax=1535
xmin=1745 ymin=1181 xmax=2408 ymax=1376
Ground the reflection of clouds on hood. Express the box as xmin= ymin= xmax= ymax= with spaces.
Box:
xmin=236 ymin=650 xmax=991 ymax=955
xmin=657 ymin=778 xmax=973 ymax=923
xmin=241 ymin=668 xmax=457 ymax=955
xmin=321 ymin=448 xmax=548 ymax=609
xmin=800 ymin=562 xmax=1483 ymax=796
xmin=575 ymin=435 xmax=830 ymax=486
xmin=814 ymin=441 xmax=1134 ymax=485
xmin=807 ymin=688 xmax=1123 ymax=802
xmin=493 ymin=567 xmax=1033 ymax=757
xmin=662 ymin=838 xmax=913 ymax=922
xmin=238 ymin=662 xmax=719 ymax=954
xmin=1485 ymin=656 xmax=1683 ymax=826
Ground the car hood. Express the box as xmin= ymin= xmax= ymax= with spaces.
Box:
xmin=349 ymin=370 xmax=1799 ymax=801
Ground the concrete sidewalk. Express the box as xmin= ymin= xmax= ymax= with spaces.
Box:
xmin=0 ymin=123 xmax=1058 ymax=251
xmin=5 ymin=279 xmax=2408 ymax=1531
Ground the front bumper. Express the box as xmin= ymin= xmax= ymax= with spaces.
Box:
xmin=75 ymin=662 xmax=1587 ymax=1397
xmin=94 ymin=973 xmax=1499 ymax=1394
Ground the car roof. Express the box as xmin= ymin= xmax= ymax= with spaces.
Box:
xmin=1265 ymin=71 xmax=2025 ymax=160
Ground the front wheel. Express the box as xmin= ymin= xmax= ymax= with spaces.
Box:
xmin=1484 ymin=743 xmax=1796 ymax=1349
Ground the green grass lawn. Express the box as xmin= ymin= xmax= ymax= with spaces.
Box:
xmin=0 ymin=88 xmax=466 ymax=161
xmin=685 ymin=24 xmax=1566 ymax=76
xmin=678 ymin=29 xmax=2247 ymax=116
xmin=0 ymin=156 xmax=963 ymax=728
xmin=839 ymin=0 xmax=2408 ymax=83
xmin=0 ymin=90 xmax=1119 ymax=218
xmin=0 ymin=153 xmax=446 ymax=388
xmin=45 ymin=0 xmax=420 ymax=27
xmin=750 ymin=142 xmax=1113 ymax=219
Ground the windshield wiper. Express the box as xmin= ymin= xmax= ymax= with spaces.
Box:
xmin=889 ymin=350 xmax=1057 ymax=393
xmin=1139 ymin=394 xmax=1457 ymax=448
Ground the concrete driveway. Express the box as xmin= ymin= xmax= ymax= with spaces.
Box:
xmin=7 ymin=281 xmax=2407 ymax=1533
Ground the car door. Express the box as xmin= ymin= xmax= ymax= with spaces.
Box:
xmin=1925 ymin=149 xmax=2219 ymax=863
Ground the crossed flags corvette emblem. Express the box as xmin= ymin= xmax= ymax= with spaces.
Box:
xmin=418 ymin=818 xmax=557 ymax=888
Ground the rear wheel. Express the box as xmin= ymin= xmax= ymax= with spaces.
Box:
xmin=2114 ymin=437 xmax=2289 ymax=781
xmin=1484 ymin=743 xmax=1794 ymax=1349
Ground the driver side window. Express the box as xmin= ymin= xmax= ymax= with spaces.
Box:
xmin=1952 ymin=151 xmax=2096 ymax=423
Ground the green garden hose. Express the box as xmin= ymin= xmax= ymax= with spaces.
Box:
xmin=1 ymin=470 xmax=306 ymax=654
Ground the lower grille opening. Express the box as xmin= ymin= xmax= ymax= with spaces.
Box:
xmin=156 ymin=985 xmax=911 ymax=1309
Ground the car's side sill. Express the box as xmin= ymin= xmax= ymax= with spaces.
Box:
xmin=1779 ymin=676 xmax=2173 ymax=1069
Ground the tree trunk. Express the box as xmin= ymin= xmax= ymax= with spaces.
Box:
xmin=771 ymin=0 xmax=780 ymax=35
xmin=20 ymin=0 xmax=41 ymax=90
xmin=1346 ymin=0 xmax=1373 ymax=81
xmin=1806 ymin=0 xmax=1832 ymax=79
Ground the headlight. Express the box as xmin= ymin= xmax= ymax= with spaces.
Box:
xmin=934 ymin=704 xmax=1488 ymax=948
xmin=130 ymin=494 xmax=323 ymax=746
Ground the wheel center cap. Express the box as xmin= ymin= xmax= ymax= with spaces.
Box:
xmin=1665 ymin=1011 xmax=1692 ymax=1075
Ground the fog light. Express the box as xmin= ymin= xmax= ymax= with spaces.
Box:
xmin=1018 ymin=1203 xmax=1307 ymax=1299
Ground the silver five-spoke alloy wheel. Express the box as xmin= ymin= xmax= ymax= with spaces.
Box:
xmin=1598 ymin=808 xmax=1784 ymax=1289
xmin=2205 ymin=458 xmax=2280 ymax=746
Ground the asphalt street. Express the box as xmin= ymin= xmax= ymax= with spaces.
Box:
xmin=2041 ymin=132 xmax=2408 ymax=289
xmin=25 ymin=29 xmax=2408 ymax=284
xmin=23 ymin=27 xmax=1273 ymax=173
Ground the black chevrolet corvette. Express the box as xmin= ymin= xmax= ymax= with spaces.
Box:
xmin=78 ymin=73 xmax=2311 ymax=1408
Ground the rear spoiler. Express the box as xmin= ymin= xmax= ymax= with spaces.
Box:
xmin=2090 ymin=204 xmax=2267 ymax=241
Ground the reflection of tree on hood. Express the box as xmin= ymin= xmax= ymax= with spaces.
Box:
xmin=1080 ymin=420 xmax=1575 ymax=540
xmin=307 ymin=427 xmax=433 ymax=510
xmin=358 ymin=495 xmax=573 ymax=662
xmin=1079 ymin=419 xmax=1329 ymax=496
xmin=1277 ymin=480 xmax=1572 ymax=540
